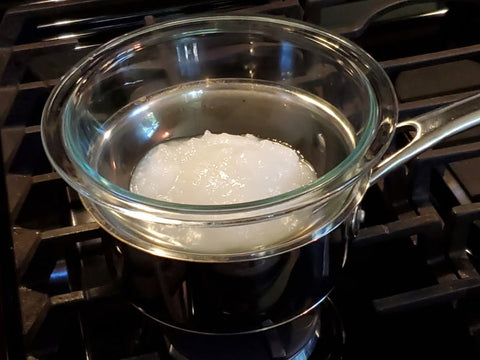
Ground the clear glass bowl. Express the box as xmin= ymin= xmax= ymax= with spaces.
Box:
xmin=41 ymin=15 xmax=397 ymax=261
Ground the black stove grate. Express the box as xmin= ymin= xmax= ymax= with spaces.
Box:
xmin=1 ymin=1 xmax=480 ymax=359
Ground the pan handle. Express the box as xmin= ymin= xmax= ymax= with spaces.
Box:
xmin=369 ymin=92 xmax=480 ymax=186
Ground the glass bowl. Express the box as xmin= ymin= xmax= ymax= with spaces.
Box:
xmin=41 ymin=15 xmax=397 ymax=261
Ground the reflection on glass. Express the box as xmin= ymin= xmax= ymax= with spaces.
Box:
xmin=280 ymin=41 xmax=294 ymax=79
xmin=176 ymin=39 xmax=200 ymax=78
xmin=141 ymin=112 xmax=159 ymax=139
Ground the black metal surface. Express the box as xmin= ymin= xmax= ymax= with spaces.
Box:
xmin=0 ymin=0 xmax=480 ymax=359
xmin=13 ymin=227 xmax=40 ymax=278
xmin=0 ymin=94 xmax=24 ymax=360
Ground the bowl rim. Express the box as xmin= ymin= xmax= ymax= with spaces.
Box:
xmin=43 ymin=14 xmax=396 ymax=213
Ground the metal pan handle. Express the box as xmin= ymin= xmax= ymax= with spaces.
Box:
xmin=369 ymin=92 xmax=480 ymax=186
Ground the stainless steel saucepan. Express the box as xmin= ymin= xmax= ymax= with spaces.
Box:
xmin=41 ymin=15 xmax=480 ymax=337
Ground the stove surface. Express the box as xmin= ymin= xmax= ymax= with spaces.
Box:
xmin=1 ymin=1 xmax=480 ymax=359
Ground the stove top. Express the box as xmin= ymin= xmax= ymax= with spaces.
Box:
xmin=1 ymin=1 xmax=480 ymax=359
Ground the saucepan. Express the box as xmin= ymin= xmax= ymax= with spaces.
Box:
xmin=41 ymin=15 xmax=480 ymax=338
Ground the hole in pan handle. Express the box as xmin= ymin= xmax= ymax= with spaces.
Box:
xmin=369 ymin=92 xmax=480 ymax=186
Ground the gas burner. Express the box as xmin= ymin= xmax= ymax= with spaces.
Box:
xmin=161 ymin=298 xmax=344 ymax=360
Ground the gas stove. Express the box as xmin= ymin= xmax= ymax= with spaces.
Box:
xmin=1 ymin=1 xmax=480 ymax=359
